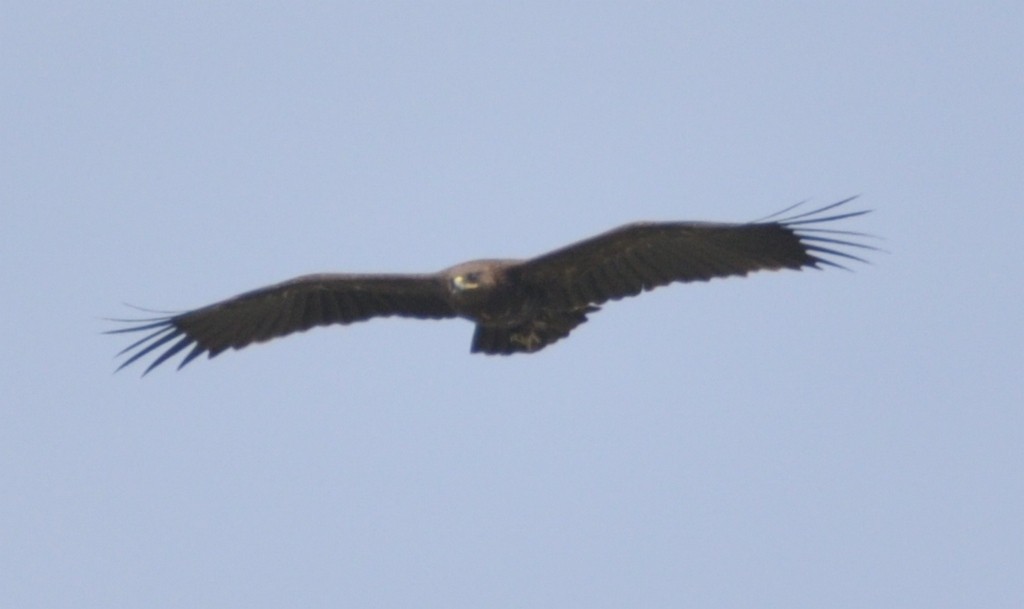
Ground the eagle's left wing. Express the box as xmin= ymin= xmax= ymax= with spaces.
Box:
xmin=508 ymin=198 xmax=874 ymax=309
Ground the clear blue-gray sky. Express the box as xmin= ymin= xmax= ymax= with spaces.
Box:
xmin=3 ymin=3 xmax=1021 ymax=607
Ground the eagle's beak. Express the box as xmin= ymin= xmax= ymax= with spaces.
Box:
xmin=451 ymin=275 xmax=475 ymax=291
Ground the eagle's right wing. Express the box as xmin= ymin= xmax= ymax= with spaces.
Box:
xmin=108 ymin=273 xmax=456 ymax=374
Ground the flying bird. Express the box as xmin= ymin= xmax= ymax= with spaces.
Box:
xmin=109 ymin=198 xmax=873 ymax=374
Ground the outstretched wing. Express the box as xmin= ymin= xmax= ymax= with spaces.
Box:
xmin=109 ymin=273 xmax=455 ymax=374
xmin=508 ymin=198 xmax=875 ymax=308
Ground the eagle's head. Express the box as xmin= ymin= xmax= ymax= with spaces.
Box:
xmin=444 ymin=259 xmax=511 ymax=296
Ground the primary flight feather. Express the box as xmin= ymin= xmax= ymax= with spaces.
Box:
xmin=109 ymin=198 xmax=873 ymax=374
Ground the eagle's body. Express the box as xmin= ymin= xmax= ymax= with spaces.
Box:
xmin=110 ymin=199 xmax=873 ymax=373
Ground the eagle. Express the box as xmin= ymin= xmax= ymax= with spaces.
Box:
xmin=109 ymin=198 xmax=872 ymax=374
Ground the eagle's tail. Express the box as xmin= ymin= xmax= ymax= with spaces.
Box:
xmin=470 ymin=306 xmax=598 ymax=355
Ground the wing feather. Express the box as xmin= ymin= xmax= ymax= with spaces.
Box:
xmin=109 ymin=273 xmax=456 ymax=373
xmin=510 ymin=198 xmax=875 ymax=308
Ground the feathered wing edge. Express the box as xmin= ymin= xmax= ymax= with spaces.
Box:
xmin=107 ymin=316 xmax=201 ymax=375
xmin=767 ymin=196 xmax=879 ymax=269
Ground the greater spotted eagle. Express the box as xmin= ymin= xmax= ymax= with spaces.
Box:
xmin=110 ymin=198 xmax=872 ymax=374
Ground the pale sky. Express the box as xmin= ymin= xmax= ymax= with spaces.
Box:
xmin=3 ymin=3 xmax=1022 ymax=607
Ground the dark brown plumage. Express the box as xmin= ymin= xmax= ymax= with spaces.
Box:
xmin=109 ymin=198 xmax=873 ymax=373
